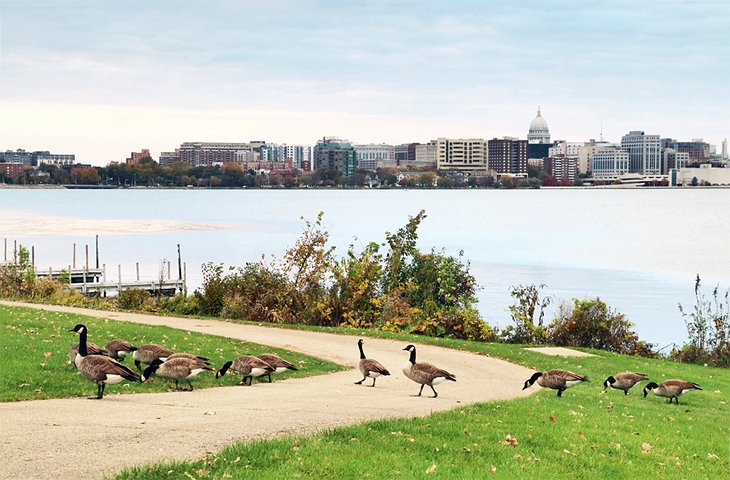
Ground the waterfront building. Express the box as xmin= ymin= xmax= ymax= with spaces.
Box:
xmin=437 ymin=138 xmax=488 ymax=173
xmin=527 ymin=107 xmax=550 ymax=144
xmin=259 ymin=144 xmax=312 ymax=170
xmin=126 ymin=149 xmax=151 ymax=165
xmin=663 ymin=148 xmax=689 ymax=173
xmin=0 ymin=149 xmax=75 ymax=167
xmin=579 ymin=139 xmax=613 ymax=174
xmin=0 ymin=162 xmax=24 ymax=179
xmin=621 ymin=131 xmax=661 ymax=175
xmin=394 ymin=143 xmax=419 ymax=166
xmin=487 ymin=137 xmax=528 ymax=176
xmin=0 ymin=149 xmax=33 ymax=165
xmin=159 ymin=150 xmax=181 ymax=165
xmin=414 ymin=141 xmax=438 ymax=167
xmin=354 ymin=143 xmax=392 ymax=170
xmin=662 ymin=138 xmax=711 ymax=164
xmin=179 ymin=142 xmax=257 ymax=167
xmin=673 ymin=164 xmax=730 ymax=186
xmin=314 ymin=138 xmax=357 ymax=177
xmin=592 ymin=146 xmax=630 ymax=179
xmin=544 ymin=156 xmax=578 ymax=183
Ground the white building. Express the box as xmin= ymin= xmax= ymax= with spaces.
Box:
xmin=527 ymin=107 xmax=550 ymax=144
xmin=673 ymin=164 xmax=730 ymax=186
xmin=662 ymin=148 xmax=689 ymax=173
xmin=592 ymin=146 xmax=630 ymax=179
xmin=414 ymin=140 xmax=438 ymax=167
xmin=579 ymin=139 xmax=613 ymax=174
xmin=354 ymin=143 xmax=393 ymax=170
xmin=549 ymin=141 xmax=582 ymax=159
xmin=621 ymin=131 xmax=661 ymax=175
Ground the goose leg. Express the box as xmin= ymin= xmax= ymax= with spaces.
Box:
xmin=429 ymin=385 xmax=438 ymax=398
xmin=355 ymin=376 xmax=366 ymax=385
xmin=187 ymin=379 xmax=194 ymax=391
xmin=624 ymin=390 xmax=628 ymax=395
xmin=557 ymin=388 xmax=564 ymax=397
xmin=175 ymin=380 xmax=180 ymax=391
xmin=266 ymin=373 xmax=272 ymax=383
xmin=411 ymin=384 xmax=425 ymax=397
xmin=370 ymin=378 xmax=377 ymax=387
xmin=135 ymin=360 xmax=142 ymax=371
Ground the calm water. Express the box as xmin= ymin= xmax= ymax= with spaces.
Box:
xmin=2 ymin=188 xmax=729 ymax=347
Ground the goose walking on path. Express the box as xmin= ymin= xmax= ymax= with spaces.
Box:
xmin=402 ymin=344 xmax=456 ymax=398
xmin=256 ymin=353 xmax=298 ymax=383
xmin=643 ymin=380 xmax=701 ymax=404
xmin=141 ymin=358 xmax=213 ymax=391
xmin=354 ymin=339 xmax=390 ymax=387
xmin=216 ymin=355 xmax=275 ymax=386
xmin=523 ymin=370 xmax=587 ymax=397
xmin=603 ymin=372 xmax=648 ymax=395
xmin=68 ymin=324 xmax=139 ymax=399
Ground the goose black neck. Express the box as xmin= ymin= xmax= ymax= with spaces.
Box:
xmin=78 ymin=328 xmax=88 ymax=357
xmin=408 ymin=348 xmax=416 ymax=364
xmin=358 ymin=342 xmax=366 ymax=360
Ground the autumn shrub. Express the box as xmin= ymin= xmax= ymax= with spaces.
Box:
xmin=30 ymin=277 xmax=86 ymax=305
xmin=501 ymin=283 xmax=551 ymax=344
xmin=219 ymin=263 xmax=293 ymax=323
xmin=0 ymin=246 xmax=35 ymax=298
xmin=116 ymin=288 xmax=152 ymax=311
xmin=547 ymin=298 xmax=655 ymax=357
xmin=195 ymin=262 xmax=228 ymax=316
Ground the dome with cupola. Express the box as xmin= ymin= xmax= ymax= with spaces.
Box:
xmin=528 ymin=107 xmax=550 ymax=144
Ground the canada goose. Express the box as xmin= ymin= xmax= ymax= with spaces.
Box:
xmin=133 ymin=343 xmax=174 ymax=371
xmin=141 ymin=358 xmax=213 ymax=391
xmin=104 ymin=339 xmax=137 ymax=362
xmin=603 ymin=372 xmax=648 ymax=395
xmin=355 ymin=339 xmax=390 ymax=387
xmin=216 ymin=355 xmax=275 ymax=386
xmin=522 ymin=370 xmax=587 ymax=397
xmin=643 ymin=379 xmax=702 ymax=404
xmin=402 ymin=344 xmax=455 ymax=398
xmin=165 ymin=352 xmax=210 ymax=365
xmin=68 ymin=324 xmax=139 ymax=399
xmin=68 ymin=342 xmax=107 ymax=367
xmin=256 ymin=353 xmax=298 ymax=383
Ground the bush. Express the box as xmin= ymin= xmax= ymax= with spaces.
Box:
xmin=116 ymin=289 xmax=152 ymax=310
xmin=547 ymin=298 xmax=655 ymax=356
xmin=501 ymin=283 xmax=551 ymax=344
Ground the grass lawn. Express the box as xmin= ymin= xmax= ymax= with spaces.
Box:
xmin=115 ymin=330 xmax=730 ymax=479
xmin=0 ymin=304 xmax=346 ymax=402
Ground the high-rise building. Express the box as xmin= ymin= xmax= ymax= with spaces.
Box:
xmin=487 ymin=137 xmax=528 ymax=176
xmin=621 ymin=131 xmax=661 ymax=175
xmin=126 ymin=149 xmax=151 ymax=165
xmin=314 ymin=138 xmax=357 ymax=177
xmin=159 ymin=149 xmax=181 ymax=165
xmin=579 ymin=139 xmax=612 ymax=174
xmin=394 ymin=143 xmax=419 ymax=166
xmin=179 ymin=142 xmax=257 ymax=166
xmin=436 ymin=138 xmax=488 ymax=173
xmin=414 ymin=140 xmax=438 ymax=167
xmin=527 ymin=107 xmax=550 ymax=144
xmin=544 ymin=156 xmax=578 ymax=183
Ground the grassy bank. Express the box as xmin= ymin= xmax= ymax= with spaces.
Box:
xmin=0 ymin=304 xmax=345 ymax=402
xmin=115 ymin=333 xmax=729 ymax=479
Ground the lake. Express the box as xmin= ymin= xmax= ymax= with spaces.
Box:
xmin=2 ymin=187 xmax=728 ymax=347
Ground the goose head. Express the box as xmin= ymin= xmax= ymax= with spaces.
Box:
xmin=603 ymin=376 xmax=616 ymax=391
xmin=68 ymin=324 xmax=87 ymax=334
xmin=523 ymin=372 xmax=542 ymax=390
xmin=141 ymin=359 xmax=163 ymax=382
xmin=216 ymin=361 xmax=233 ymax=379
xmin=403 ymin=344 xmax=416 ymax=352
xmin=643 ymin=382 xmax=659 ymax=398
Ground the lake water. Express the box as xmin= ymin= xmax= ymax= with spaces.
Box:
xmin=2 ymin=187 xmax=729 ymax=348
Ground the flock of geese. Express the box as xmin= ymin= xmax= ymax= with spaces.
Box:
xmin=68 ymin=324 xmax=702 ymax=405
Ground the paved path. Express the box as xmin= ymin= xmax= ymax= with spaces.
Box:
xmin=0 ymin=302 xmax=534 ymax=480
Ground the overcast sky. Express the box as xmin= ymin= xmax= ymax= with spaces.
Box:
xmin=1 ymin=0 xmax=728 ymax=165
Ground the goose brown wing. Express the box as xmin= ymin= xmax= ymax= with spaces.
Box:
xmin=258 ymin=354 xmax=297 ymax=370
xmin=81 ymin=355 xmax=139 ymax=382
xmin=663 ymin=379 xmax=700 ymax=390
xmin=547 ymin=369 xmax=585 ymax=381
xmin=106 ymin=339 xmax=135 ymax=351
xmin=618 ymin=372 xmax=648 ymax=383
xmin=417 ymin=362 xmax=456 ymax=381
xmin=361 ymin=358 xmax=390 ymax=375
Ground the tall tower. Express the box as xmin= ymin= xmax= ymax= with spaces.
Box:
xmin=722 ymin=138 xmax=728 ymax=160
xmin=527 ymin=107 xmax=551 ymax=144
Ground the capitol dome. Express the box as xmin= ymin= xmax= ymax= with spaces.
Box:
xmin=528 ymin=107 xmax=550 ymax=144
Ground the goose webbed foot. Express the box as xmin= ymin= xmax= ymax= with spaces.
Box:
xmin=369 ymin=378 xmax=377 ymax=387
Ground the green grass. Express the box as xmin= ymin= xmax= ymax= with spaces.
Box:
xmin=0 ymin=304 xmax=346 ymax=402
xmin=115 ymin=335 xmax=730 ymax=479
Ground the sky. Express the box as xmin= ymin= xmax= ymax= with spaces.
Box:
xmin=1 ymin=0 xmax=728 ymax=166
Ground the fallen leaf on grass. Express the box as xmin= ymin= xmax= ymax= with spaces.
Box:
xmin=426 ymin=464 xmax=437 ymax=474
xmin=707 ymin=453 xmax=720 ymax=460
xmin=491 ymin=465 xmax=497 ymax=473
xmin=502 ymin=435 xmax=519 ymax=447
xmin=642 ymin=443 xmax=653 ymax=453
xmin=549 ymin=416 xmax=555 ymax=422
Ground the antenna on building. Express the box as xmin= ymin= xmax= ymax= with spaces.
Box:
xmin=600 ymin=116 xmax=604 ymax=142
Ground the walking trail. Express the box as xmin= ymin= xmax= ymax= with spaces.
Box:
xmin=0 ymin=301 xmax=534 ymax=480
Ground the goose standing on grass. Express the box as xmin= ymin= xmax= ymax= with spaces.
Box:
xmin=643 ymin=379 xmax=702 ymax=404
xmin=216 ymin=355 xmax=275 ymax=386
xmin=68 ymin=324 xmax=139 ymax=399
xmin=141 ymin=358 xmax=213 ymax=391
xmin=165 ymin=352 xmax=210 ymax=365
xmin=402 ymin=344 xmax=456 ymax=398
xmin=522 ymin=370 xmax=587 ymax=397
xmin=256 ymin=353 xmax=298 ymax=383
xmin=104 ymin=339 xmax=137 ymax=362
xmin=133 ymin=343 xmax=174 ymax=371
xmin=354 ymin=339 xmax=390 ymax=387
xmin=68 ymin=342 xmax=107 ymax=367
xmin=603 ymin=372 xmax=648 ymax=395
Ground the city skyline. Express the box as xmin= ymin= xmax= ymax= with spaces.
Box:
xmin=1 ymin=0 xmax=728 ymax=166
